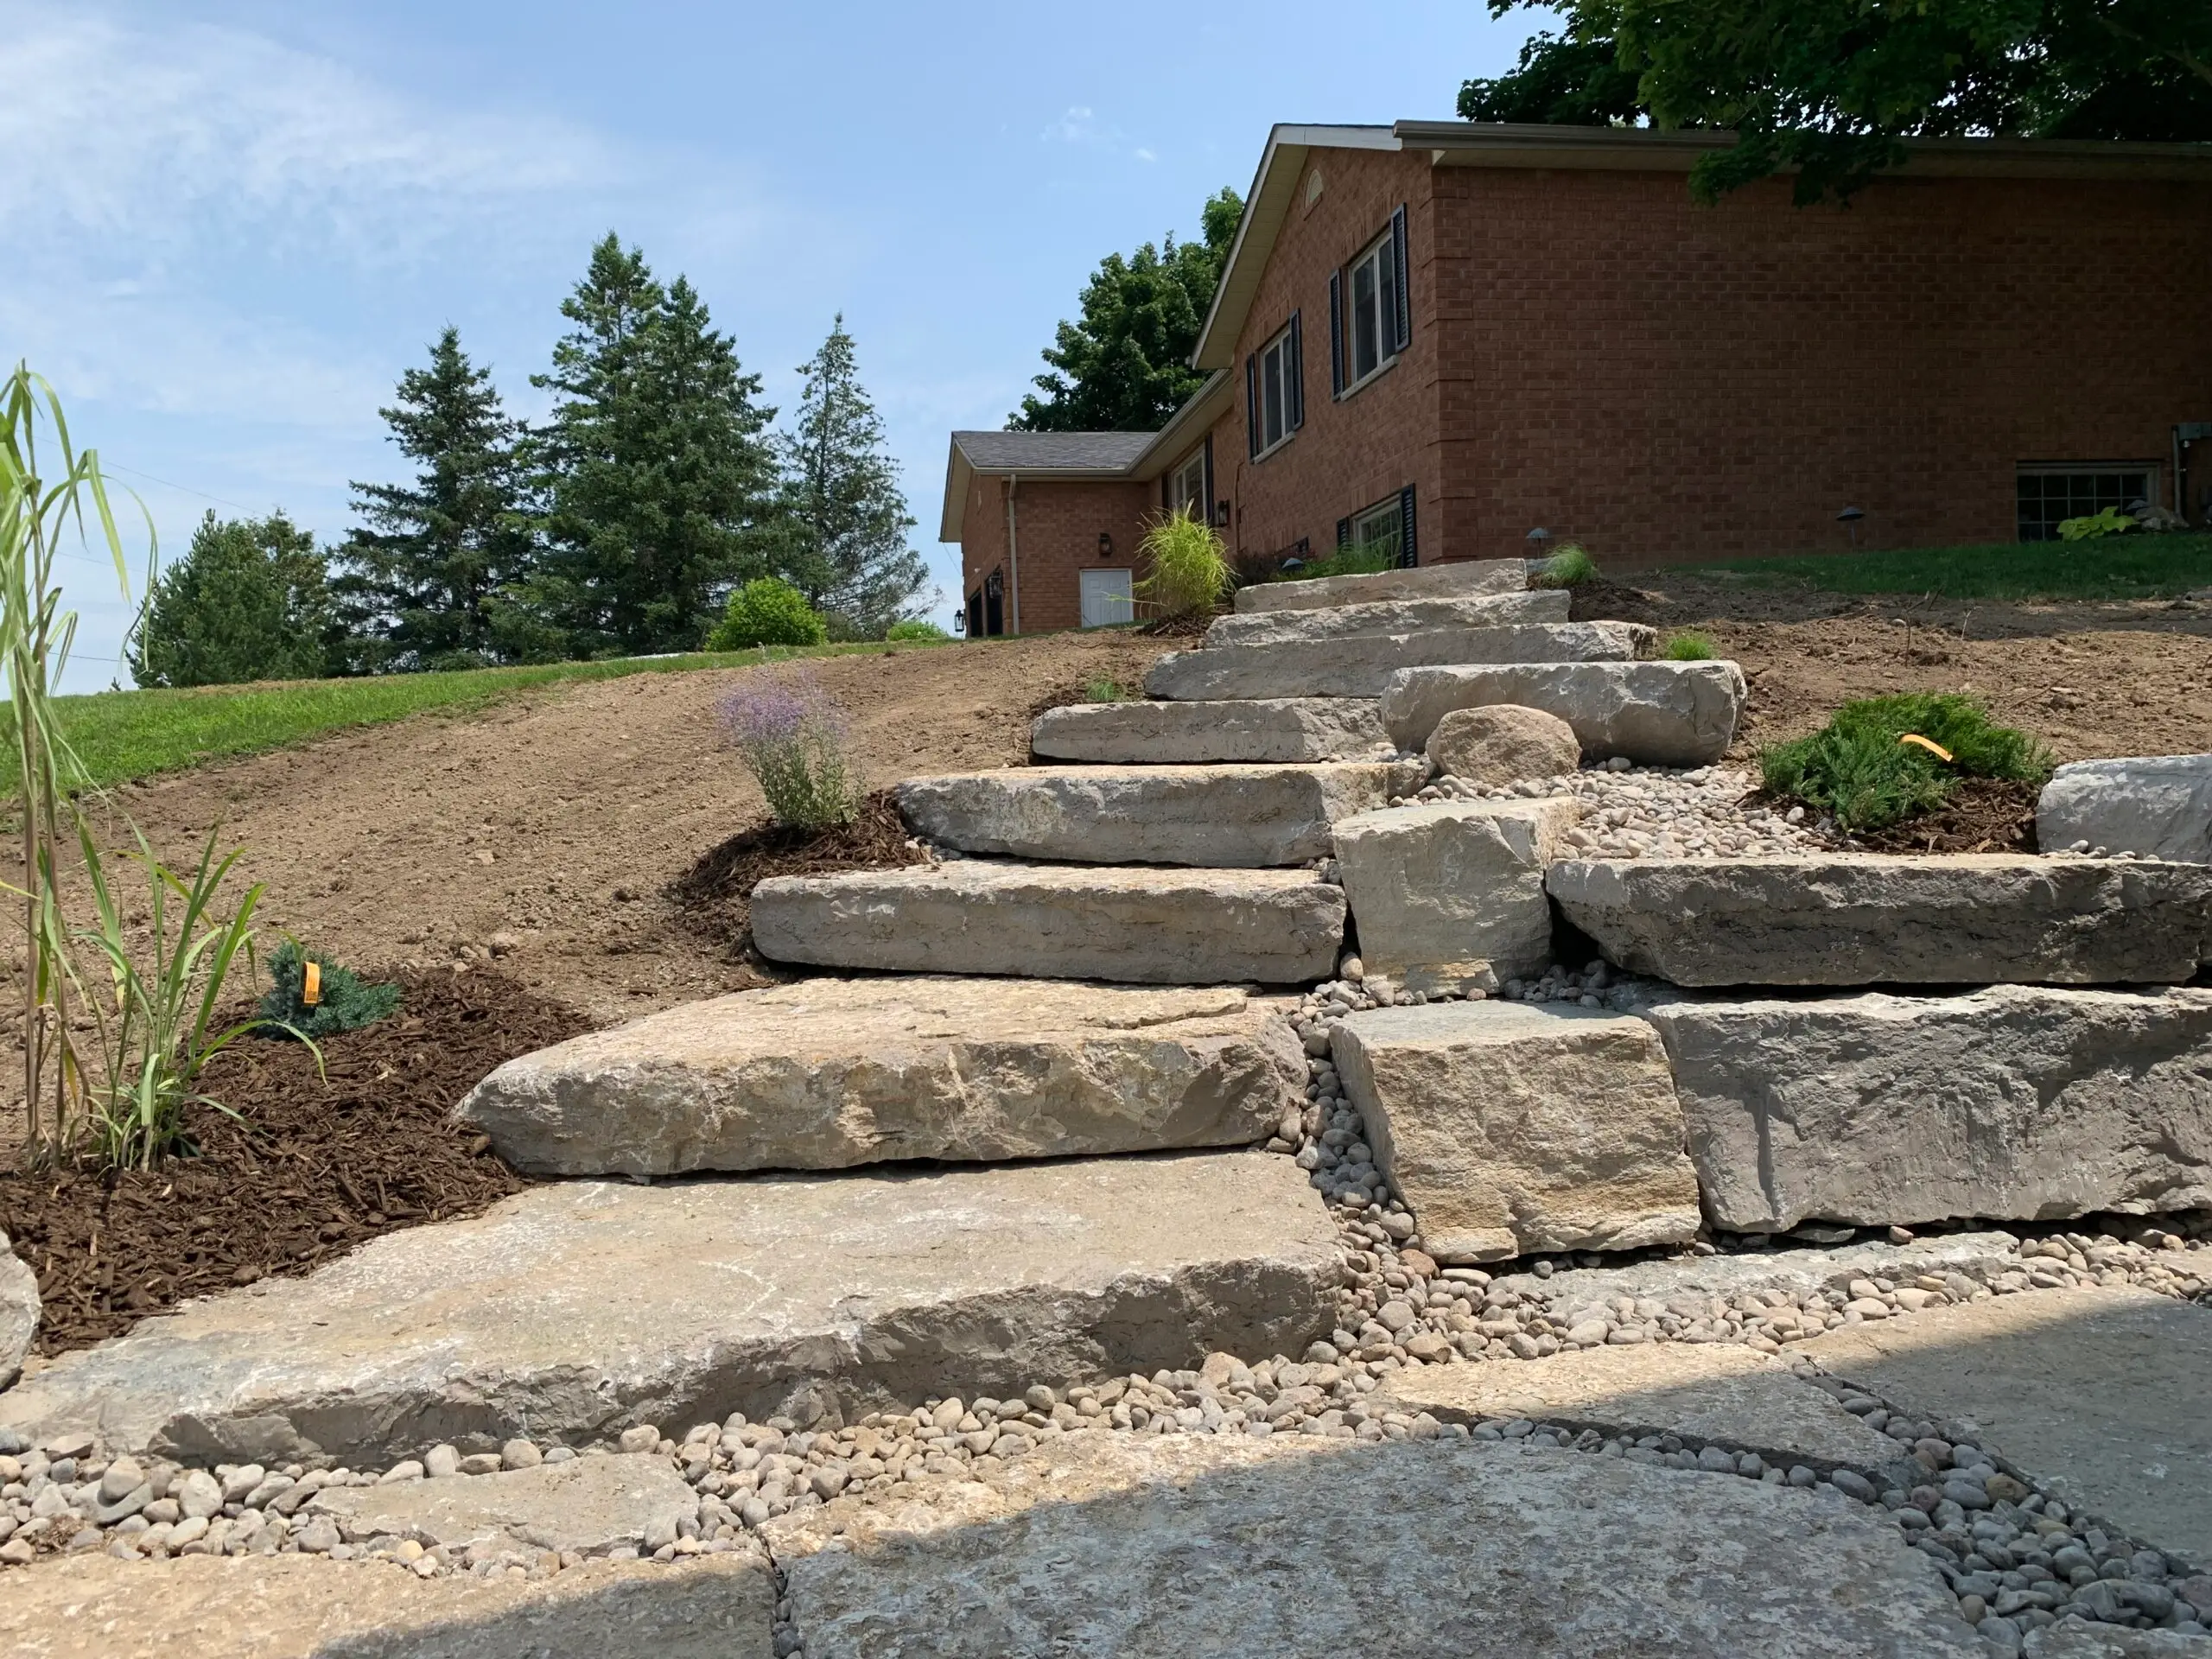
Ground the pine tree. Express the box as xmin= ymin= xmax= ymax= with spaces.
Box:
xmin=1011 ymin=188 xmax=1244 ymax=432
xmin=775 ymin=317 xmax=929 ymax=639
xmin=129 ymin=512 xmax=335 ymax=688
xmin=333 ymin=327 xmax=538 ymax=672
xmin=528 ymin=235 xmax=779 ymax=657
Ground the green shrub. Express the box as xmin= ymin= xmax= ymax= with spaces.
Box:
xmin=718 ymin=672 xmax=859 ymax=831
xmin=1134 ymin=510 xmax=1234 ymax=619
xmin=1532 ymin=543 xmax=1598 ymax=588
xmin=884 ymin=618 xmax=948 ymax=641
xmin=707 ymin=578 xmax=828 ymax=650
xmin=1662 ymin=631 xmax=1718 ymax=660
xmin=1083 ymin=677 xmax=1128 ymax=703
xmin=2057 ymin=506 xmax=2136 ymax=542
xmin=1269 ymin=544 xmax=1396 ymax=583
xmin=1761 ymin=693 xmax=2053 ymax=833
xmin=257 ymin=938 xmax=401 ymax=1039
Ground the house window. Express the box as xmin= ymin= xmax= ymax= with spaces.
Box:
xmin=1247 ymin=315 xmax=1303 ymax=460
xmin=1344 ymin=495 xmax=1404 ymax=566
xmin=2016 ymin=466 xmax=2153 ymax=541
xmin=1345 ymin=232 xmax=1401 ymax=389
xmin=1168 ymin=446 xmax=1207 ymax=517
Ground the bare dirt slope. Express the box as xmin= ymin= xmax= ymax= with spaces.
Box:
xmin=46 ymin=595 xmax=2212 ymax=1037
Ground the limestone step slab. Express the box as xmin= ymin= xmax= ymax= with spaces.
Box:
xmin=1029 ymin=696 xmax=1395 ymax=766
xmin=1489 ymin=1230 xmax=2024 ymax=1313
xmin=1645 ymin=984 xmax=2212 ymax=1233
xmin=308 ymin=1452 xmax=701 ymax=1557
xmin=1143 ymin=621 xmax=1655 ymax=702
xmin=1382 ymin=658 xmax=1748 ymax=766
xmin=456 ymin=978 xmax=1303 ymax=1178
xmin=0 ymin=1153 xmax=1341 ymax=1466
xmin=1233 ymin=556 xmax=1528 ymax=613
xmin=1330 ymin=1001 xmax=1701 ymax=1263
xmin=766 ymin=1430 xmax=1983 ymax=1657
xmin=1332 ymin=798 xmax=1578 ymax=985
xmin=1548 ymin=854 xmax=2212 ymax=986
xmin=751 ymin=861 xmax=1346 ymax=984
xmin=0 ymin=1551 xmax=775 ymax=1659
xmin=1201 ymin=588 xmax=1567 ymax=648
xmin=2038 ymin=753 xmax=2212 ymax=863
xmin=1 ymin=1225 xmax=34 ymax=1387
xmin=894 ymin=762 xmax=1407 ymax=867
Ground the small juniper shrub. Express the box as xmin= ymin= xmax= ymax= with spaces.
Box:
xmin=1762 ymin=692 xmax=2053 ymax=834
xmin=1662 ymin=631 xmax=1719 ymax=660
xmin=257 ymin=938 xmax=401 ymax=1039
xmin=720 ymin=671 xmax=861 ymax=831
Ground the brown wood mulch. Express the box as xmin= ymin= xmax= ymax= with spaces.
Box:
xmin=665 ymin=789 xmax=929 ymax=961
xmin=1849 ymin=777 xmax=2042 ymax=855
xmin=0 ymin=967 xmax=590 ymax=1358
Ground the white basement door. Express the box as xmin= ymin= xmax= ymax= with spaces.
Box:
xmin=1079 ymin=568 xmax=1135 ymax=628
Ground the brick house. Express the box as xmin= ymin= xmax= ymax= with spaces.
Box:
xmin=943 ymin=120 xmax=2212 ymax=633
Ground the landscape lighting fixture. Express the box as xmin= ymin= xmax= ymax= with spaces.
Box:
xmin=1837 ymin=505 xmax=1865 ymax=548
xmin=1526 ymin=527 xmax=1552 ymax=547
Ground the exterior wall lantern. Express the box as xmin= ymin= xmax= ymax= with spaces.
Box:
xmin=1097 ymin=531 xmax=1114 ymax=560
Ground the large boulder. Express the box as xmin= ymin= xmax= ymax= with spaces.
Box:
xmin=2037 ymin=753 xmax=2212 ymax=863
xmin=1 ymin=1225 xmax=35 ymax=1387
xmin=1548 ymin=854 xmax=2212 ymax=986
xmin=1331 ymin=798 xmax=1577 ymax=984
xmin=1201 ymin=588 xmax=1567 ymax=647
xmin=1029 ymin=697 xmax=1394 ymax=766
xmin=1643 ymin=984 xmax=2212 ymax=1232
xmin=1425 ymin=704 xmax=1581 ymax=785
xmin=751 ymin=861 xmax=1346 ymax=985
xmin=1330 ymin=1001 xmax=1700 ymax=1262
xmin=1382 ymin=659 xmax=1746 ymax=764
xmin=1143 ymin=622 xmax=1655 ymax=702
xmin=767 ymin=1431 xmax=1984 ymax=1658
xmin=1233 ymin=556 xmax=1527 ymax=613
xmin=456 ymin=978 xmax=1303 ymax=1178
xmin=894 ymin=762 xmax=1405 ymax=867
xmin=0 ymin=1153 xmax=1341 ymax=1465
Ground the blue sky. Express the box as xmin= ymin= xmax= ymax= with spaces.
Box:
xmin=4 ymin=0 xmax=1535 ymax=689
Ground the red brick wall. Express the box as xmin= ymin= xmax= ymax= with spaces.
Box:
xmin=1209 ymin=149 xmax=1447 ymax=568
xmin=959 ymin=475 xmax=1154 ymax=633
xmin=1432 ymin=165 xmax=2212 ymax=567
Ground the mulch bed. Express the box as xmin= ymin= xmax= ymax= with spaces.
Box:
xmin=1567 ymin=578 xmax=1667 ymax=625
xmin=1850 ymin=777 xmax=2042 ymax=855
xmin=667 ymin=789 xmax=929 ymax=960
xmin=0 ymin=968 xmax=589 ymax=1357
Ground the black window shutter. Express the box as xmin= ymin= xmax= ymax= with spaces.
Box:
xmin=1202 ymin=435 xmax=1214 ymax=521
xmin=1336 ymin=516 xmax=1351 ymax=550
xmin=1327 ymin=271 xmax=1344 ymax=399
xmin=1160 ymin=474 xmax=1171 ymax=512
xmin=1390 ymin=205 xmax=1411 ymax=353
xmin=1287 ymin=312 xmax=1305 ymax=430
xmin=1397 ymin=485 xmax=1418 ymax=568
xmin=1245 ymin=353 xmax=1259 ymax=460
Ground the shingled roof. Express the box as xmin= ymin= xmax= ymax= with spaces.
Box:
xmin=948 ymin=431 xmax=1158 ymax=474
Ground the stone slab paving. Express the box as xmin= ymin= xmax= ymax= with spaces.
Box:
xmin=893 ymin=762 xmax=1405 ymax=867
xmin=1644 ymin=985 xmax=2212 ymax=1233
xmin=2039 ymin=756 xmax=2212 ymax=865
xmin=0 ymin=1550 xmax=773 ymax=1658
xmin=766 ymin=1431 xmax=1984 ymax=1657
xmin=1382 ymin=658 xmax=1748 ymax=764
xmin=307 ymin=1453 xmax=700 ymax=1557
xmin=750 ymin=861 xmax=1347 ymax=984
xmin=1332 ymin=1001 xmax=1700 ymax=1263
xmin=1143 ymin=621 xmax=1655 ymax=702
xmin=1028 ymin=696 xmax=1395 ymax=765
xmin=0 ymin=1228 xmax=32 ymax=1387
xmin=2026 ymin=1628 xmax=2212 ymax=1656
xmin=1232 ymin=556 xmax=1527 ymax=613
xmin=455 ymin=978 xmax=1302 ymax=1178
xmin=1201 ymin=587 xmax=1568 ymax=647
xmin=1548 ymin=855 xmax=2212 ymax=986
xmin=1799 ymin=1287 xmax=2212 ymax=1570
xmin=0 ymin=1154 xmax=1341 ymax=1468
xmin=1375 ymin=1342 xmax=1906 ymax=1474
xmin=1491 ymin=1231 xmax=2025 ymax=1311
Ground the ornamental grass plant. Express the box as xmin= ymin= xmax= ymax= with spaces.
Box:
xmin=1760 ymin=692 xmax=2053 ymax=834
xmin=1134 ymin=509 xmax=1234 ymax=619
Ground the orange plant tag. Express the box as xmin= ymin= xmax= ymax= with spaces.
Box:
xmin=1898 ymin=734 xmax=1954 ymax=763
xmin=302 ymin=961 xmax=322 ymax=1007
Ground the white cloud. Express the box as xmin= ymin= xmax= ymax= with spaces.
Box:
xmin=1043 ymin=105 xmax=1106 ymax=145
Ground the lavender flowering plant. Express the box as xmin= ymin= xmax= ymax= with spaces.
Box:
xmin=719 ymin=672 xmax=861 ymax=831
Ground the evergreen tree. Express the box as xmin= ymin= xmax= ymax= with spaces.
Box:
xmin=528 ymin=235 xmax=779 ymax=657
xmin=775 ymin=316 xmax=929 ymax=639
xmin=1011 ymin=188 xmax=1244 ymax=432
xmin=129 ymin=512 xmax=335 ymax=688
xmin=333 ymin=327 xmax=538 ymax=672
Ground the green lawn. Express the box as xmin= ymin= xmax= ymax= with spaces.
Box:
xmin=10 ymin=639 xmax=957 ymax=795
xmin=1678 ymin=534 xmax=2212 ymax=602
